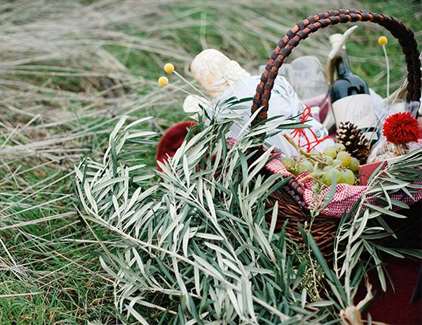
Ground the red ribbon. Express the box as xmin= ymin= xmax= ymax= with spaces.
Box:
xmin=290 ymin=106 xmax=331 ymax=152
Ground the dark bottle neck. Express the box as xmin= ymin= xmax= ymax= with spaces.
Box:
xmin=330 ymin=55 xmax=370 ymax=103
xmin=336 ymin=56 xmax=352 ymax=77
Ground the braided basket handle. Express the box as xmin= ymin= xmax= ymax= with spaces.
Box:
xmin=251 ymin=9 xmax=421 ymax=123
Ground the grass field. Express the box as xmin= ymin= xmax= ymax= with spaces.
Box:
xmin=0 ymin=0 xmax=421 ymax=323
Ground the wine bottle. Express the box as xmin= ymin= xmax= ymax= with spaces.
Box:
xmin=330 ymin=56 xmax=369 ymax=102
xmin=330 ymin=55 xmax=378 ymax=142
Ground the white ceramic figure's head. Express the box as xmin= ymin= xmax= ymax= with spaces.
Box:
xmin=190 ymin=49 xmax=250 ymax=97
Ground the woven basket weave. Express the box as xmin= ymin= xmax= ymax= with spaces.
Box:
xmin=255 ymin=9 xmax=421 ymax=253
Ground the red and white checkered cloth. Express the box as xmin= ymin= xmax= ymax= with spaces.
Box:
xmin=265 ymin=158 xmax=422 ymax=218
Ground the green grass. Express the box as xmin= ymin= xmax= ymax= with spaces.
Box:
xmin=0 ymin=0 xmax=420 ymax=323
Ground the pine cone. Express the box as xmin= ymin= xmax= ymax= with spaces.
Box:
xmin=336 ymin=122 xmax=370 ymax=163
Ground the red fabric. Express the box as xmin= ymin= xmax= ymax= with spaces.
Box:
xmin=265 ymin=158 xmax=422 ymax=218
xmin=265 ymin=158 xmax=366 ymax=217
xmin=156 ymin=121 xmax=197 ymax=170
xmin=359 ymin=161 xmax=384 ymax=185
xmin=360 ymin=260 xmax=422 ymax=324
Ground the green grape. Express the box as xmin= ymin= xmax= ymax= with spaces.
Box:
xmin=321 ymin=175 xmax=332 ymax=186
xmin=333 ymin=159 xmax=342 ymax=167
xmin=311 ymin=169 xmax=323 ymax=178
xmin=349 ymin=157 xmax=360 ymax=172
xmin=282 ymin=157 xmax=295 ymax=170
xmin=335 ymin=143 xmax=346 ymax=152
xmin=322 ymin=168 xmax=337 ymax=186
xmin=324 ymin=156 xmax=334 ymax=165
xmin=323 ymin=146 xmax=337 ymax=159
xmin=341 ymin=169 xmax=356 ymax=185
xmin=335 ymin=168 xmax=344 ymax=183
xmin=298 ymin=159 xmax=313 ymax=173
xmin=337 ymin=151 xmax=352 ymax=168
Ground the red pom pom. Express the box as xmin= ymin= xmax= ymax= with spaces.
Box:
xmin=383 ymin=112 xmax=420 ymax=144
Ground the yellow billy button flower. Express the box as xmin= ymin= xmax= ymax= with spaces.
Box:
xmin=158 ymin=76 xmax=169 ymax=87
xmin=163 ymin=63 xmax=175 ymax=74
xmin=377 ymin=36 xmax=388 ymax=46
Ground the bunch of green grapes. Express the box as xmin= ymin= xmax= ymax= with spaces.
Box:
xmin=281 ymin=144 xmax=360 ymax=186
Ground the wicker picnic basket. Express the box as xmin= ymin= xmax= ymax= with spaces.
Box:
xmin=254 ymin=9 xmax=422 ymax=253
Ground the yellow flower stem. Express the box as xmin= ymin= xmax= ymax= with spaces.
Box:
xmin=173 ymin=71 xmax=208 ymax=98
xmin=382 ymin=45 xmax=390 ymax=98
xmin=166 ymin=83 xmax=194 ymax=97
